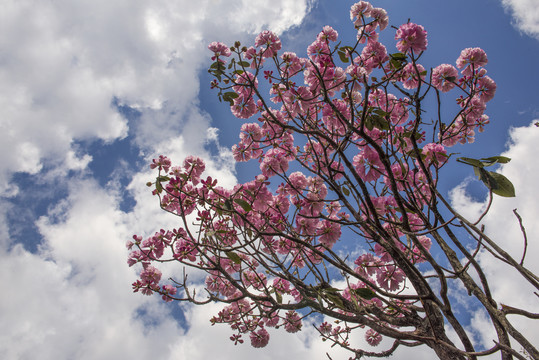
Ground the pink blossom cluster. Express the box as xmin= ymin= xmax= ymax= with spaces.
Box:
xmin=395 ymin=22 xmax=428 ymax=54
xmin=429 ymin=47 xmax=496 ymax=145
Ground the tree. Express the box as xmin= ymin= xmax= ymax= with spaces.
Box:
xmin=128 ymin=2 xmax=539 ymax=359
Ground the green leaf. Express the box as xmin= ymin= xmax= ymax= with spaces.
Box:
xmin=457 ymin=157 xmax=485 ymax=168
xmin=342 ymin=185 xmax=350 ymax=196
xmin=364 ymin=117 xmax=374 ymax=131
xmin=477 ymin=167 xmax=497 ymax=187
xmin=275 ymin=291 xmax=283 ymax=304
xmin=390 ymin=58 xmax=404 ymax=70
xmin=480 ymin=156 xmax=511 ymax=166
xmin=225 ymin=251 xmax=242 ymax=264
xmin=324 ymin=292 xmax=344 ymax=308
xmin=238 ymin=61 xmax=251 ymax=68
xmin=222 ymin=91 xmax=239 ymax=106
xmin=473 ymin=166 xmax=481 ymax=178
xmin=322 ymin=287 xmax=341 ymax=294
xmin=233 ymin=198 xmax=252 ymax=212
xmin=489 ymin=171 xmax=516 ymax=197
xmin=459 ymin=155 xmax=515 ymax=197
xmin=337 ymin=50 xmax=349 ymax=63
xmin=157 ymin=175 xmax=170 ymax=182
xmin=372 ymin=108 xmax=389 ymax=117
xmin=353 ymin=288 xmax=376 ymax=300
xmin=370 ymin=114 xmax=390 ymax=130
xmin=390 ymin=52 xmax=406 ymax=61
xmin=402 ymin=131 xmax=422 ymax=140
xmin=224 ymin=199 xmax=233 ymax=211
xmin=155 ymin=181 xmax=163 ymax=194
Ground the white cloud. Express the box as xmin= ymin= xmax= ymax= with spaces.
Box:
xmin=0 ymin=0 xmax=315 ymax=195
xmin=0 ymin=180 xmax=184 ymax=360
xmin=450 ymin=121 xmax=539 ymax=354
xmin=501 ymin=0 xmax=539 ymax=39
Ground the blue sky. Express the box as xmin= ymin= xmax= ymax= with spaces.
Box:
xmin=1 ymin=1 xmax=538 ymax=359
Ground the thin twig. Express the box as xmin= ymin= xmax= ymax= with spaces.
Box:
xmin=513 ymin=209 xmax=528 ymax=266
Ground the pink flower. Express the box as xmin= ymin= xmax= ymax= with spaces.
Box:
xmin=346 ymin=63 xmax=369 ymax=89
xmin=280 ymin=52 xmax=305 ymax=77
xmin=475 ymin=75 xmax=496 ymax=103
xmin=231 ymin=96 xmax=257 ymax=119
xmin=353 ymin=146 xmax=383 ymax=181
xmin=233 ymin=71 xmax=258 ymax=99
xmin=457 ymin=47 xmax=488 ymax=75
xmin=431 ymin=64 xmax=458 ymax=92
xmin=127 ymin=250 xmax=149 ymax=268
xmin=240 ymin=122 xmax=263 ymax=142
xmin=150 ymin=155 xmax=171 ymax=172
xmin=319 ymin=321 xmax=332 ymax=335
xmin=243 ymin=46 xmax=261 ymax=69
xmin=286 ymin=171 xmax=308 ymax=194
xmin=318 ymin=25 xmax=339 ymax=42
xmin=255 ymin=30 xmax=282 ymax=58
xmin=260 ymin=148 xmax=290 ymax=177
xmin=376 ymin=265 xmax=405 ymax=291
xmin=273 ymin=278 xmax=292 ymax=294
xmin=370 ymin=7 xmax=389 ymax=31
xmin=411 ymin=235 xmax=432 ymax=263
xmin=283 ymin=311 xmax=302 ymax=333
xmin=360 ymin=41 xmax=389 ymax=70
xmin=400 ymin=63 xmax=425 ymax=89
xmin=365 ymin=329 xmax=382 ymax=346
xmin=183 ymin=156 xmax=205 ymax=184
xmin=354 ymin=253 xmax=381 ymax=277
xmin=208 ymin=41 xmax=231 ymax=61
xmin=350 ymin=1 xmax=373 ymax=25
xmin=140 ymin=265 xmax=162 ymax=286
xmin=174 ymin=239 xmax=198 ymax=262
xmin=242 ymin=271 xmax=267 ymax=290
xmin=395 ymin=23 xmax=428 ymax=53
xmin=307 ymin=39 xmax=330 ymax=62
xmin=317 ymin=220 xmax=341 ymax=248
xmin=250 ymin=327 xmax=270 ymax=348
xmin=161 ymin=284 xmax=177 ymax=302
xmin=295 ymin=215 xmax=317 ymax=235
xmin=422 ymin=143 xmax=447 ymax=166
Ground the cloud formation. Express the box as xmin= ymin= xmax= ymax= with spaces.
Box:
xmin=0 ymin=0 xmax=314 ymax=196
xmin=501 ymin=0 xmax=539 ymax=39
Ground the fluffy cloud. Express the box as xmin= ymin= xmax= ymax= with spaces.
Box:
xmin=0 ymin=179 xmax=184 ymax=360
xmin=450 ymin=121 xmax=539 ymax=354
xmin=501 ymin=0 xmax=539 ymax=39
xmin=0 ymin=0 xmax=314 ymax=196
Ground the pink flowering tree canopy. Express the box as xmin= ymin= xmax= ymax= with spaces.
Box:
xmin=128 ymin=2 xmax=538 ymax=359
